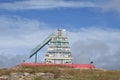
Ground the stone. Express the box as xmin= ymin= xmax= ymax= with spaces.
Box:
xmin=23 ymin=72 xmax=30 ymax=76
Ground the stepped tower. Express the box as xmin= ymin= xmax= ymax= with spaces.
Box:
xmin=45 ymin=29 xmax=72 ymax=64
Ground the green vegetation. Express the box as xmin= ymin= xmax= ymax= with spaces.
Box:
xmin=34 ymin=76 xmax=43 ymax=80
xmin=0 ymin=66 xmax=120 ymax=80
xmin=0 ymin=68 xmax=11 ymax=76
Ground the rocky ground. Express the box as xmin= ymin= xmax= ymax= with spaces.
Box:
xmin=0 ymin=66 xmax=120 ymax=80
xmin=0 ymin=72 xmax=60 ymax=80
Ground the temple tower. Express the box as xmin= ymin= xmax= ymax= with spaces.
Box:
xmin=45 ymin=29 xmax=72 ymax=64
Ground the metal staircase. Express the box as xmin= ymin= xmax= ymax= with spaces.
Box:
xmin=29 ymin=33 xmax=54 ymax=58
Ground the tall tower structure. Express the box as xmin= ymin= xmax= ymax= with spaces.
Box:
xmin=45 ymin=29 xmax=72 ymax=64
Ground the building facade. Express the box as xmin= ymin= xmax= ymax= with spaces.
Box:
xmin=45 ymin=29 xmax=72 ymax=64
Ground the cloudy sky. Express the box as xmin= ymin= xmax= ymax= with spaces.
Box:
xmin=0 ymin=0 xmax=120 ymax=70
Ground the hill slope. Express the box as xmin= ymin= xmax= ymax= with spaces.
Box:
xmin=0 ymin=66 xmax=120 ymax=80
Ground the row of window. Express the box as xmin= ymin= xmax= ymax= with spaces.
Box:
xmin=45 ymin=59 xmax=72 ymax=64
xmin=48 ymin=48 xmax=70 ymax=51
xmin=49 ymin=45 xmax=70 ymax=48
xmin=46 ymin=52 xmax=71 ymax=54
xmin=52 ymin=37 xmax=68 ymax=41
xmin=50 ymin=42 xmax=69 ymax=45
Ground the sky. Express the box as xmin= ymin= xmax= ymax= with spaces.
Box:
xmin=0 ymin=0 xmax=120 ymax=70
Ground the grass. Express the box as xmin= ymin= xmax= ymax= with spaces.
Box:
xmin=34 ymin=76 xmax=43 ymax=80
xmin=0 ymin=68 xmax=11 ymax=76
xmin=0 ymin=66 xmax=120 ymax=80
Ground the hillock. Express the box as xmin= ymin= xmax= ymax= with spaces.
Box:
xmin=0 ymin=66 xmax=120 ymax=80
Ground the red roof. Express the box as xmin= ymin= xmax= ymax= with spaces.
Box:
xmin=20 ymin=62 xmax=95 ymax=69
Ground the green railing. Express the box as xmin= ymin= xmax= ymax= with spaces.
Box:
xmin=29 ymin=33 xmax=54 ymax=58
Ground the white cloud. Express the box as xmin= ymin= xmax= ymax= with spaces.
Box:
xmin=0 ymin=0 xmax=96 ymax=10
xmin=0 ymin=15 xmax=54 ymax=48
xmin=0 ymin=15 xmax=55 ymax=68
xmin=0 ymin=15 xmax=120 ymax=69
xmin=0 ymin=0 xmax=120 ymax=14
xmin=70 ymin=28 xmax=120 ymax=70
xmin=99 ymin=0 xmax=120 ymax=12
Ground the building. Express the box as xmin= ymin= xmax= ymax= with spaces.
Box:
xmin=21 ymin=29 xmax=95 ymax=69
xmin=45 ymin=29 xmax=72 ymax=64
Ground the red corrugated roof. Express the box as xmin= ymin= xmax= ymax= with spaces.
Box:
xmin=20 ymin=62 xmax=95 ymax=69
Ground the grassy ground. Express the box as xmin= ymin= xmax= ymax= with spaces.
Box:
xmin=0 ymin=66 xmax=120 ymax=80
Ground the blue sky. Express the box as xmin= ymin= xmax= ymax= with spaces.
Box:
xmin=0 ymin=0 xmax=120 ymax=70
